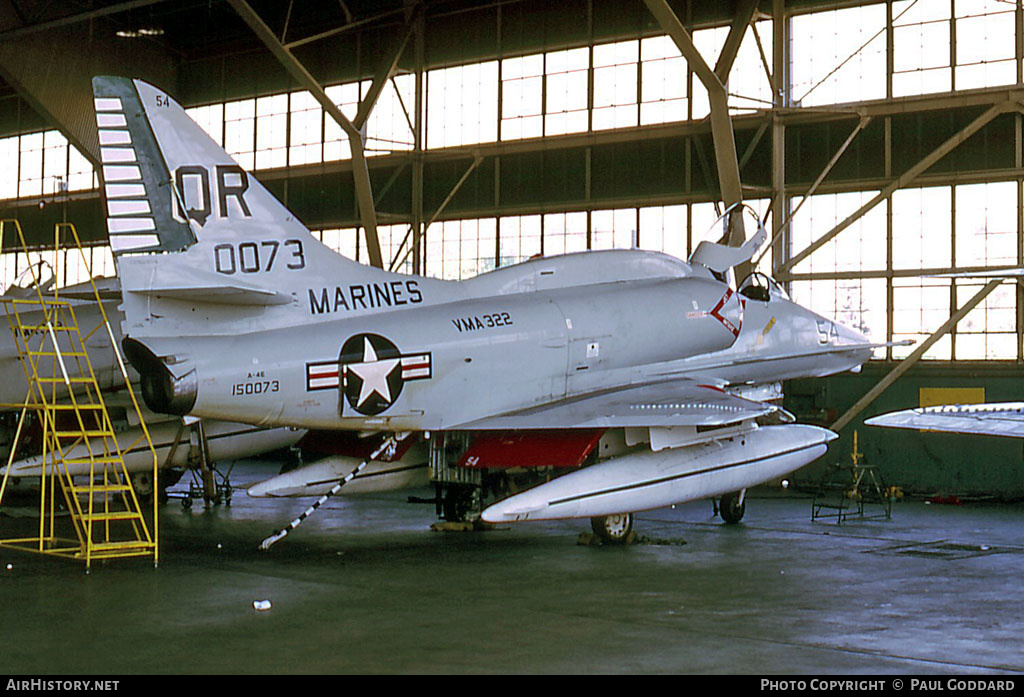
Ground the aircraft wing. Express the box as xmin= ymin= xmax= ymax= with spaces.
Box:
xmin=455 ymin=380 xmax=776 ymax=430
xmin=865 ymin=403 xmax=1024 ymax=439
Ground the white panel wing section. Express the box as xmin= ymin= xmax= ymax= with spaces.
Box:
xmin=865 ymin=403 xmax=1024 ymax=439
xmin=456 ymin=380 xmax=776 ymax=429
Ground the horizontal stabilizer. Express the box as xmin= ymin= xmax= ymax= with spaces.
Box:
xmin=134 ymin=283 xmax=291 ymax=306
xmin=865 ymin=402 xmax=1024 ymax=439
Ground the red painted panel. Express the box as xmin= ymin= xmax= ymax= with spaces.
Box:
xmin=458 ymin=430 xmax=604 ymax=469
xmin=297 ymin=430 xmax=416 ymax=462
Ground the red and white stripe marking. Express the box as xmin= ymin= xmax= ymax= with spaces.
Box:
xmin=306 ymin=353 xmax=431 ymax=391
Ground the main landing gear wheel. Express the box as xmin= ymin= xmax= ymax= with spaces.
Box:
xmin=590 ymin=513 xmax=634 ymax=544
xmin=130 ymin=471 xmax=155 ymax=501
xmin=719 ymin=491 xmax=746 ymax=524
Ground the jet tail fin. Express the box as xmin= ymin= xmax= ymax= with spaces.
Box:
xmin=92 ymin=77 xmax=452 ymax=338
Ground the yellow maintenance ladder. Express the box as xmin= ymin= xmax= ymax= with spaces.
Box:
xmin=0 ymin=220 xmax=159 ymax=569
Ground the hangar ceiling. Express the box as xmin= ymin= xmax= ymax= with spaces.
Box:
xmin=0 ymin=0 xmax=1019 ymax=270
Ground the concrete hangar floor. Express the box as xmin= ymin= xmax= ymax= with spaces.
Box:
xmin=0 ymin=458 xmax=1022 ymax=676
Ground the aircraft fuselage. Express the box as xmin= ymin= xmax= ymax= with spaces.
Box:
xmin=131 ymin=273 xmax=869 ymax=431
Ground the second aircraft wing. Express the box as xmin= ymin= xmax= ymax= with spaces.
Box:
xmin=865 ymin=402 xmax=1024 ymax=439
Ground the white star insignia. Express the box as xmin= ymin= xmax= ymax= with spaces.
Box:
xmin=346 ymin=337 xmax=401 ymax=409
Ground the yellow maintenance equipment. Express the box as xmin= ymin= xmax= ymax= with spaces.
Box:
xmin=0 ymin=220 xmax=159 ymax=569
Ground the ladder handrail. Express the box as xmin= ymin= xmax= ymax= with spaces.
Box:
xmin=0 ymin=219 xmax=159 ymax=568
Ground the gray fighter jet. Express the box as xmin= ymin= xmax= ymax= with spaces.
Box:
xmin=90 ymin=76 xmax=883 ymax=540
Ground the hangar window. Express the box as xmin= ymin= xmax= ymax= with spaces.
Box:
xmin=90 ymin=245 xmax=115 ymax=280
xmin=638 ymin=204 xmax=687 ymax=260
xmin=288 ymin=91 xmax=323 ymax=166
xmin=315 ymin=228 xmax=359 ymax=262
xmin=500 ymin=54 xmax=543 ymax=140
xmin=954 ymin=0 xmax=1017 ymax=89
xmin=498 ymin=214 xmax=542 ymax=267
xmin=592 ymin=40 xmax=639 ymax=130
xmin=187 ymin=103 xmax=224 ymax=147
xmin=790 ymin=4 xmax=887 ymax=106
xmin=790 ymin=191 xmax=888 ymax=276
xmin=364 ymin=74 xmax=415 ymax=155
xmin=17 ymin=132 xmax=43 ymax=199
xmin=955 ymin=280 xmax=1017 ymax=360
xmin=543 ymin=211 xmax=589 ymax=256
xmin=373 ymin=224 xmax=416 ymax=275
xmin=892 ymin=186 xmax=952 ymax=271
xmin=0 ymin=243 xmax=112 ymax=291
xmin=591 ymin=208 xmax=637 ymax=250
xmin=426 ymin=61 xmax=498 ymax=148
xmin=892 ymin=278 xmax=953 ymax=359
xmin=426 ymin=218 xmax=497 ymax=280
xmin=1 ymin=252 xmax=17 ymax=290
xmin=223 ymin=98 xmax=256 ymax=171
xmin=954 ymin=182 xmax=1017 ymax=269
xmin=3 ymin=130 xmax=92 ymax=202
xmin=255 ymin=94 xmax=288 ymax=170
xmin=0 ymin=136 xmax=17 ymax=199
xmin=892 ymin=0 xmax=953 ymax=97
xmin=67 ymin=141 xmax=95 ymax=193
xmin=640 ymin=36 xmax=687 ymax=125
xmin=544 ymin=47 xmax=590 ymax=137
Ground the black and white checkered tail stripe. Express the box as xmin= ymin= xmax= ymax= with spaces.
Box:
xmin=259 ymin=432 xmax=411 ymax=551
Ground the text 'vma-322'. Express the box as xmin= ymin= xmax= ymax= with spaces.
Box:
xmin=92 ymin=76 xmax=879 ymax=542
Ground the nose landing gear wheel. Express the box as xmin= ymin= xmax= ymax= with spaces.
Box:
xmin=719 ymin=490 xmax=746 ymax=524
xmin=590 ymin=513 xmax=634 ymax=544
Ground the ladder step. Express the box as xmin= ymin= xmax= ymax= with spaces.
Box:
xmin=19 ymin=325 xmax=78 ymax=332
xmin=47 ymin=404 xmax=106 ymax=410
xmin=70 ymin=484 xmax=134 ymax=495
xmin=82 ymin=511 xmax=145 ymax=522
xmin=87 ymin=548 xmax=155 ymax=560
xmin=26 ymin=350 xmax=87 ymax=357
xmin=54 ymin=430 xmax=115 ymax=437
xmin=35 ymin=377 xmax=98 ymax=384
xmin=90 ymin=536 xmax=153 ymax=548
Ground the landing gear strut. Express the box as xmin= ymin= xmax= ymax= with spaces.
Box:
xmin=719 ymin=490 xmax=746 ymax=524
xmin=590 ymin=513 xmax=634 ymax=544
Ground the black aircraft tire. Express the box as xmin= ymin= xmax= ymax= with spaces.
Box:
xmin=720 ymin=491 xmax=745 ymax=524
xmin=590 ymin=513 xmax=633 ymax=544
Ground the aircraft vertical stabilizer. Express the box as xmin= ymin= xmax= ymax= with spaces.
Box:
xmin=91 ymin=77 xmax=459 ymax=338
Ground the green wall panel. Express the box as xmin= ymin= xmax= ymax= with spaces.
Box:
xmin=786 ymin=364 xmax=1024 ymax=500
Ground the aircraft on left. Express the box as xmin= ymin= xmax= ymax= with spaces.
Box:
xmin=0 ymin=277 xmax=306 ymax=500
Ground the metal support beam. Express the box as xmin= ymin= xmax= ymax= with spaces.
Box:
xmin=644 ymin=0 xmax=747 ymax=252
xmin=757 ymin=115 xmax=871 ymax=269
xmin=769 ymin=0 xmax=788 ymax=278
xmin=714 ymin=0 xmax=759 ymax=83
xmin=392 ymin=155 xmax=484 ymax=272
xmin=778 ymin=101 xmax=1015 ymax=278
xmin=831 ymin=279 xmax=1003 ymax=433
xmin=226 ymin=0 xmax=384 ymax=268
xmin=352 ymin=18 xmax=417 ymax=132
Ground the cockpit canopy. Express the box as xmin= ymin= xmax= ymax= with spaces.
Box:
xmin=738 ymin=272 xmax=789 ymax=302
